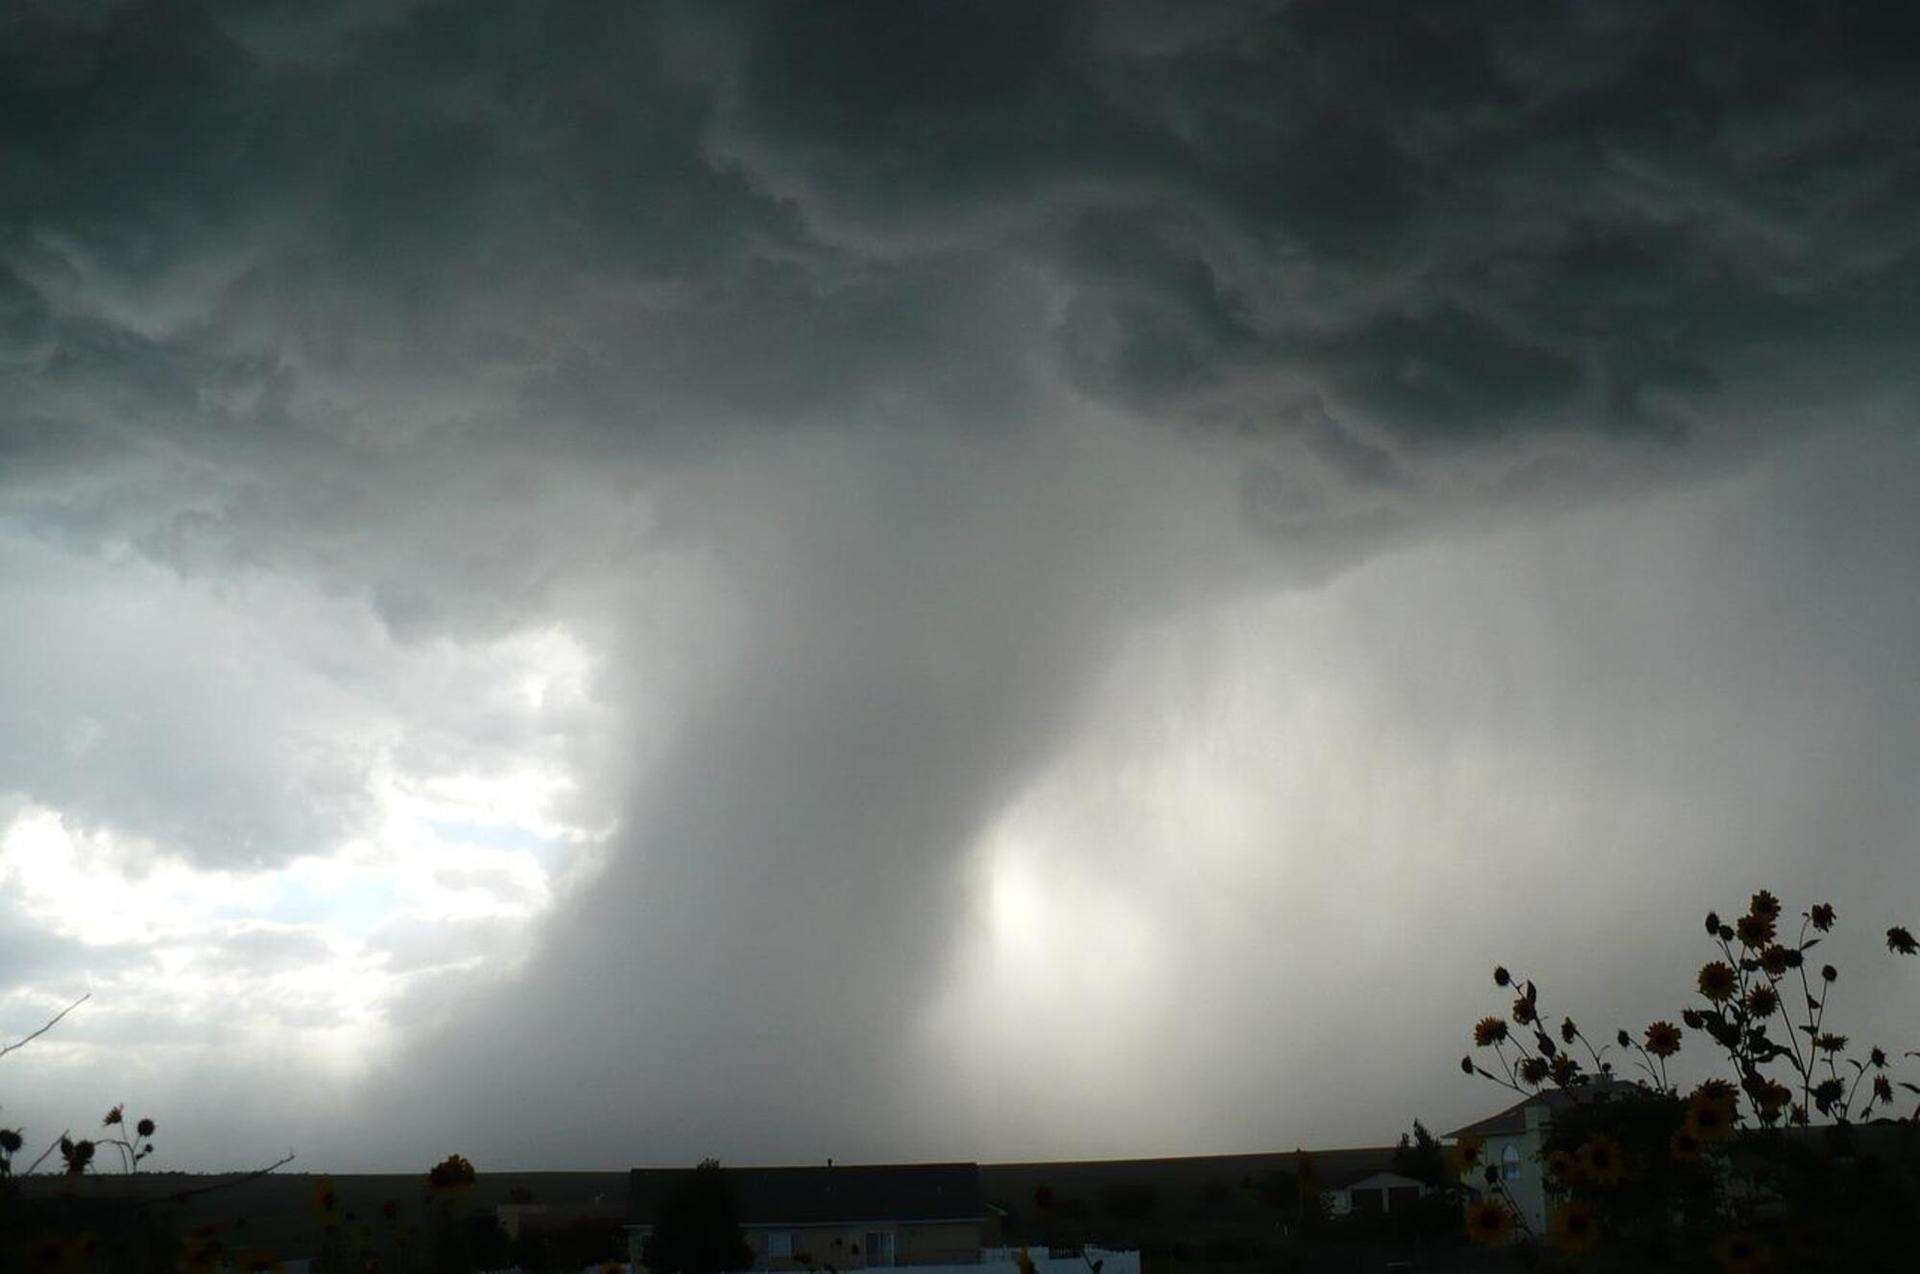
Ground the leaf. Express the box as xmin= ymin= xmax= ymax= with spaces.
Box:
xmin=1899 ymin=1083 xmax=1920 ymax=1097
xmin=1801 ymin=938 xmax=1821 ymax=950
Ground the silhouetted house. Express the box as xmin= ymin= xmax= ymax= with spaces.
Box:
xmin=1446 ymin=1080 xmax=1635 ymax=1232
xmin=628 ymin=1162 xmax=992 ymax=1270
xmin=1267 ymin=1146 xmax=1431 ymax=1218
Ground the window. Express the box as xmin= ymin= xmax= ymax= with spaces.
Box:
xmin=768 ymin=1232 xmax=793 ymax=1260
xmin=1502 ymin=1145 xmax=1522 ymax=1181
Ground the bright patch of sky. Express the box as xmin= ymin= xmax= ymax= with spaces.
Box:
xmin=0 ymin=539 xmax=613 ymax=1081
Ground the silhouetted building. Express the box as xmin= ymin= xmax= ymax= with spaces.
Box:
xmin=628 ymin=1162 xmax=991 ymax=1269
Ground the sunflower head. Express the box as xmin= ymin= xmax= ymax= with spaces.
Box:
xmin=1686 ymin=1094 xmax=1736 ymax=1143
xmin=1747 ymin=890 xmax=1781 ymax=922
xmin=1669 ymin=1127 xmax=1703 ymax=1162
xmin=1697 ymin=962 xmax=1738 ymax=1002
xmin=1809 ymin=902 xmax=1836 ymax=932
xmin=1887 ymin=925 xmax=1918 ymax=955
xmin=1518 ymin=1057 xmax=1549 ymax=1087
xmin=1758 ymin=945 xmax=1791 ymax=977
xmin=1464 ymin=1200 xmax=1516 ymax=1246
xmin=1548 ymin=1202 xmax=1600 ymax=1257
xmin=1745 ymin=984 xmax=1779 ymax=1017
xmin=1644 ymin=1020 xmax=1683 ymax=1058
xmin=1735 ymin=913 xmax=1775 ymax=948
xmin=1577 ymin=1135 xmax=1627 ymax=1186
xmin=1472 ymin=1016 xmax=1508 ymax=1047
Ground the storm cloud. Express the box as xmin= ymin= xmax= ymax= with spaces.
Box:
xmin=2 ymin=0 xmax=1918 ymax=1170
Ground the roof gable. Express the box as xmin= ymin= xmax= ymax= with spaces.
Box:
xmin=1446 ymin=1078 xmax=1646 ymax=1140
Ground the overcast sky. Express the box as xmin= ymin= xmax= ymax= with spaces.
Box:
xmin=3 ymin=0 xmax=1918 ymax=1173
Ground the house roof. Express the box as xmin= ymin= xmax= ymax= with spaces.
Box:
xmin=1446 ymin=1078 xmax=1641 ymax=1140
xmin=627 ymin=1163 xmax=987 ymax=1227
xmin=1235 ymin=1146 xmax=1410 ymax=1191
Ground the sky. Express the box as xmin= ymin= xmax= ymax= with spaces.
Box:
xmin=2 ymin=0 xmax=1918 ymax=1173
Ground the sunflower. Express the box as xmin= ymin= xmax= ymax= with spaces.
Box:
xmin=1752 ymin=1080 xmax=1792 ymax=1123
xmin=1870 ymin=1045 xmax=1888 ymax=1068
xmin=1809 ymin=902 xmax=1836 ymax=931
xmin=1512 ymin=995 xmax=1538 ymax=1026
xmin=1888 ymin=926 xmax=1918 ymax=955
xmin=1697 ymin=1089 xmax=1743 ymax=1135
xmin=1544 ymin=1148 xmax=1577 ymax=1185
xmin=1644 ymin=1020 xmax=1683 ymax=1058
xmin=1735 ymin=912 xmax=1775 ymax=948
xmin=1697 ymin=962 xmax=1738 ymax=1002
xmin=1669 ymin=1127 xmax=1703 ymax=1163
xmin=1694 ymin=1077 xmax=1738 ymax=1105
xmin=1815 ymin=1032 xmax=1848 ymax=1054
xmin=1549 ymin=1053 xmax=1578 ymax=1086
xmin=1577 ymin=1135 xmax=1627 ymax=1186
xmin=1548 ymin=1202 xmax=1600 ymax=1257
xmin=1464 ymin=1200 xmax=1517 ymax=1246
xmin=1712 ymin=1230 xmax=1771 ymax=1274
xmin=1748 ymin=889 xmax=1781 ymax=921
xmin=1744 ymin=984 xmax=1779 ymax=1018
xmin=1473 ymin=1016 xmax=1508 ymax=1046
xmin=1518 ymin=1057 xmax=1549 ymax=1087
xmin=1758 ymin=945 xmax=1791 ymax=977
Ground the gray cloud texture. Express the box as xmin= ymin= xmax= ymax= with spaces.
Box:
xmin=2 ymin=0 xmax=1918 ymax=1169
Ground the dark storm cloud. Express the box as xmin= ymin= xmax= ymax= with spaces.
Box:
xmin=723 ymin=0 xmax=1920 ymax=448
xmin=2 ymin=0 xmax=1918 ymax=1169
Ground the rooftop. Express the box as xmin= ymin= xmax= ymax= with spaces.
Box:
xmin=628 ymin=1162 xmax=988 ymax=1227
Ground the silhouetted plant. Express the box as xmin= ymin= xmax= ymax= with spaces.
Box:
xmin=1456 ymin=890 xmax=1920 ymax=1267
